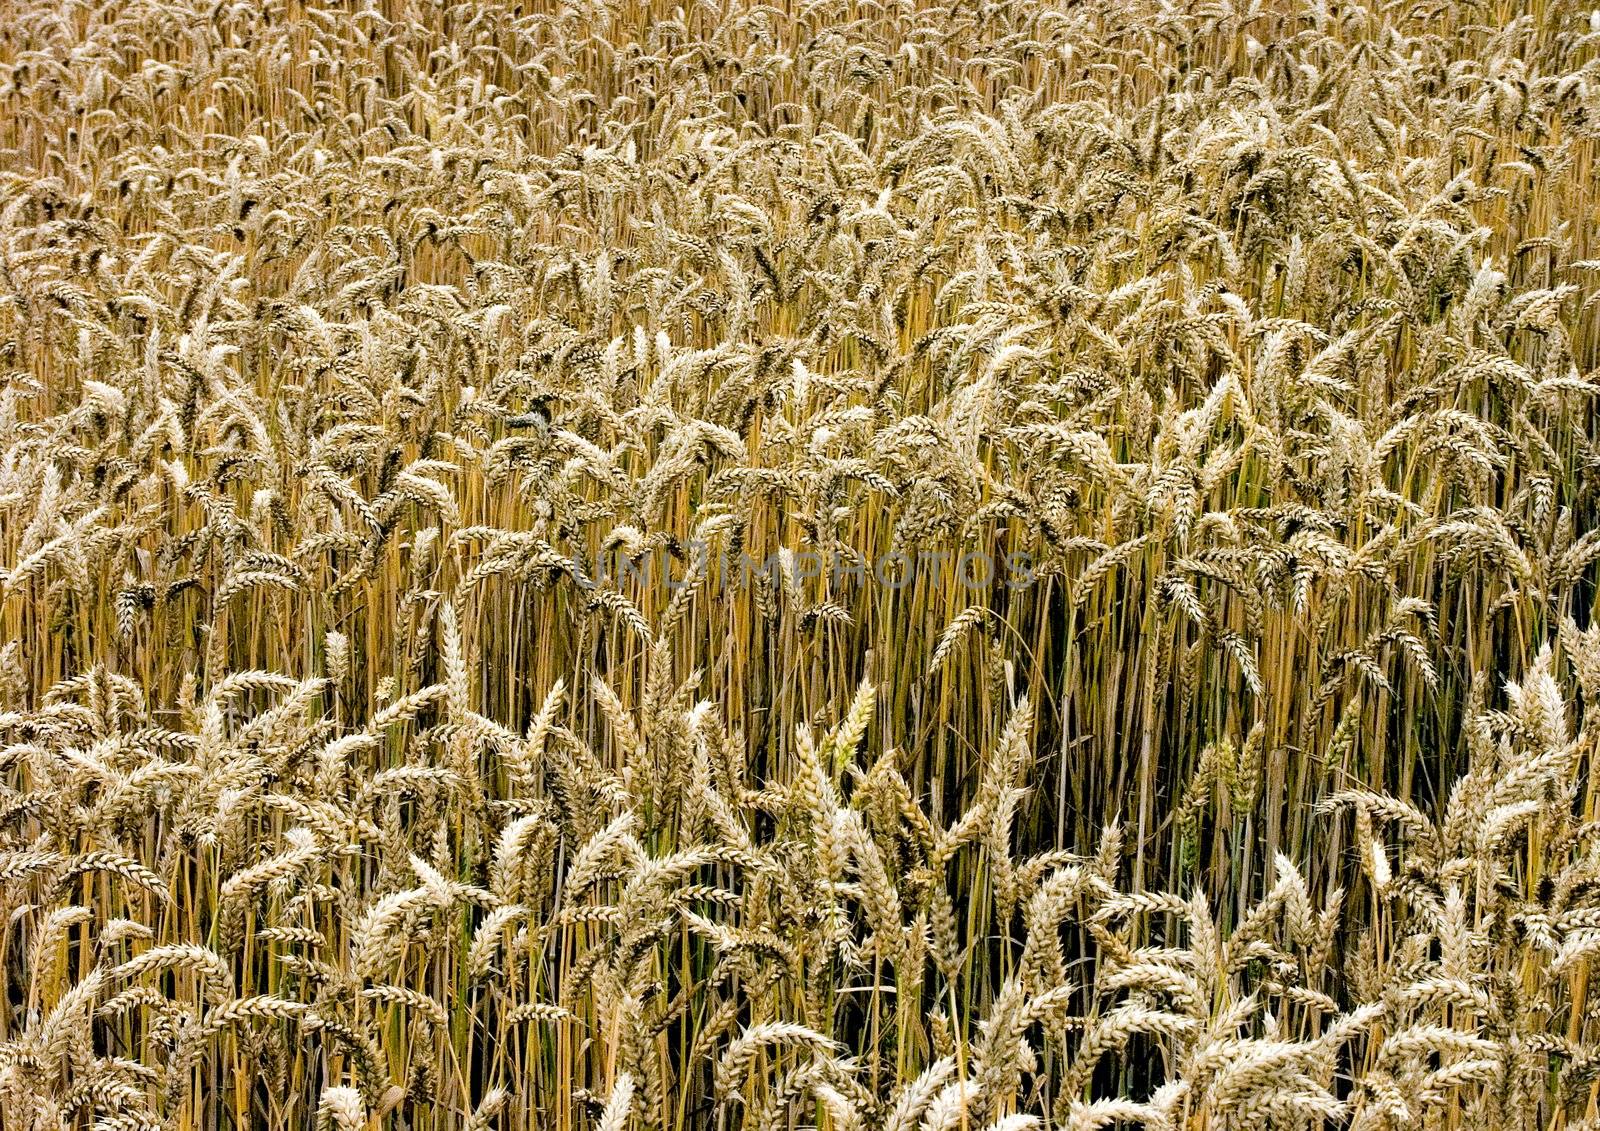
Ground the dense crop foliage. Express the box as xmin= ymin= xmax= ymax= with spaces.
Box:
xmin=2 ymin=0 xmax=1600 ymax=1127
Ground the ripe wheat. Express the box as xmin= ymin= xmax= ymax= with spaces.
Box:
xmin=1 ymin=0 xmax=1599 ymax=1128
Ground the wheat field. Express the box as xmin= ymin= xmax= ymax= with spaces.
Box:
xmin=0 ymin=0 xmax=1598 ymax=1127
